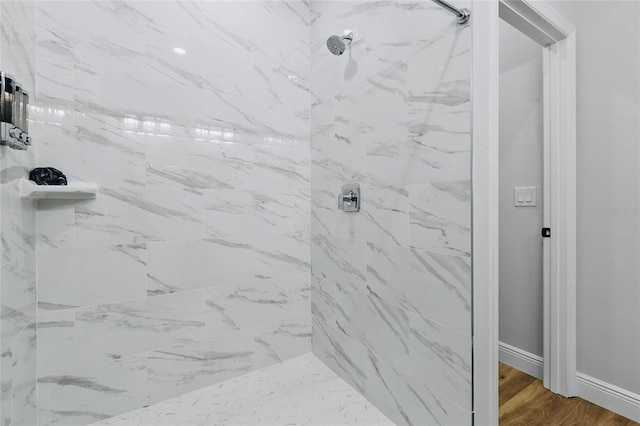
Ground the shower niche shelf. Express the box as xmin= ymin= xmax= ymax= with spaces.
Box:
xmin=19 ymin=178 xmax=97 ymax=200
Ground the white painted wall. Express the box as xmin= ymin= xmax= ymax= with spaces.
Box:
xmin=547 ymin=0 xmax=640 ymax=395
xmin=498 ymin=20 xmax=544 ymax=358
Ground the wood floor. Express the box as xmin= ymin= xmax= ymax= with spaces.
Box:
xmin=499 ymin=363 xmax=640 ymax=426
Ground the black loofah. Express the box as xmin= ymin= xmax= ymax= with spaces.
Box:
xmin=29 ymin=167 xmax=67 ymax=185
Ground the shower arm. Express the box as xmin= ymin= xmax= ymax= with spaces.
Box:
xmin=431 ymin=0 xmax=470 ymax=24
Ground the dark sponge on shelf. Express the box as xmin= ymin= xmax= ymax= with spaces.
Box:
xmin=29 ymin=167 xmax=67 ymax=185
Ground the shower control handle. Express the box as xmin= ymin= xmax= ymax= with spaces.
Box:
xmin=342 ymin=191 xmax=357 ymax=204
xmin=338 ymin=183 xmax=360 ymax=212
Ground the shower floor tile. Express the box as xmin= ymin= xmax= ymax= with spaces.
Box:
xmin=92 ymin=353 xmax=394 ymax=426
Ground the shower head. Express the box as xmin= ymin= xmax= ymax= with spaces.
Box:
xmin=326 ymin=32 xmax=353 ymax=56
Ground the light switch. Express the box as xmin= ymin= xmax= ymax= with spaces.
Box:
xmin=514 ymin=187 xmax=537 ymax=207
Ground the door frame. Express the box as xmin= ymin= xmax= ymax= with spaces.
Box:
xmin=472 ymin=1 xmax=577 ymax=424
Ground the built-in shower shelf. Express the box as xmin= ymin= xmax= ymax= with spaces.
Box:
xmin=19 ymin=178 xmax=97 ymax=200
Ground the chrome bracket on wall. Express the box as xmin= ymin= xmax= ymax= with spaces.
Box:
xmin=338 ymin=183 xmax=360 ymax=212
xmin=1 ymin=71 xmax=31 ymax=150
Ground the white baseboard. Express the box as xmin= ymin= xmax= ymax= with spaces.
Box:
xmin=576 ymin=373 xmax=640 ymax=422
xmin=498 ymin=341 xmax=640 ymax=422
xmin=498 ymin=341 xmax=543 ymax=380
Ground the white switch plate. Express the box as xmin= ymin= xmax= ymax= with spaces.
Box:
xmin=514 ymin=187 xmax=537 ymax=207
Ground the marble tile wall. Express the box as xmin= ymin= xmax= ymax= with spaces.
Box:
xmin=33 ymin=1 xmax=311 ymax=425
xmin=0 ymin=2 xmax=38 ymax=425
xmin=309 ymin=1 xmax=473 ymax=425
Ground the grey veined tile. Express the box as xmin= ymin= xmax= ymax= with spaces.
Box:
xmin=254 ymin=314 xmax=311 ymax=369
xmin=311 ymin=233 xmax=367 ymax=294
xmin=365 ymin=350 xmax=470 ymax=426
xmin=146 ymin=238 xmax=255 ymax=296
xmin=1 ymin=252 xmax=36 ymax=353
xmin=365 ymin=124 xmax=470 ymax=186
xmin=404 ymin=312 xmax=472 ymax=410
xmin=204 ymin=273 xmax=310 ymax=335
xmin=35 ymin=199 xmax=75 ymax=250
xmin=312 ymin=317 xmax=369 ymax=396
xmin=37 ymin=355 xmax=147 ymax=426
xmin=2 ymin=323 xmax=37 ymax=426
xmin=75 ymin=291 xmax=210 ymax=365
xmin=366 ymin=242 xmax=471 ymax=334
xmin=75 ymin=186 xmax=206 ymax=246
xmin=408 ymin=181 xmax=471 ymax=257
xmin=37 ymin=244 xmax=147 ymax=312
xmin=147 ymin=329 xmax=254 ymax=404
xmin=37 ymin=310 xmax=75 ymax=379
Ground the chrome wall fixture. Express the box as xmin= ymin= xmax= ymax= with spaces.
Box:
xmin=431 ymin=0 xmax=470 ymax=24
xmin=1 ymin=71 xmax=31 ymax=150
xmin=326 ymin=32 xmax=353 ymax=56
xmin=338 ymin=183 xmax=360 ymax=212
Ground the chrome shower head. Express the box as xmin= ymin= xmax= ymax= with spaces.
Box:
xmin=326 ymin=32 xmax=353 ymax=56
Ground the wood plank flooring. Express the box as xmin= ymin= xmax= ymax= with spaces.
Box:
xmin=499 ymin=363 xmax=640 ymax=426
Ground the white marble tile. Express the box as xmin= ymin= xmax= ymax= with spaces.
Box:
xmin=251 ymin=144 xmax=310 ymax=192
xmin=310 ymin=4 xmax=472 ymax=423
xmin=204 ymin=273 xmax=310 ymax=334
xmin=361 ymin=185 xmax=409 ymax=246
xmin=250 ymin=189 xmax=310 ymax=235
xmin=310 ymin=275 xmax=337 ymax=326
xmin=310 ymin=124 xmax=367 ymax=192
xmin=2 ymin=323 xmax=37 ymax=426
xmin=311 ymin=233 xmax=367 ymax=294
xmin=0 ymin=4 xmax=37 ymax=426
xmin=36 ymin=55 xmax=74 ymax=103
xmin=8 ymin=323 xmax=37 ymax=425
xmin=36 ymin=112 xmax=147 ymax=188
xmin=405 ymin=312 xmax=472 ymax=409
xmin=365 ymin=350 xmax=470 ymax=426
xmin=36 ymin=2 xmax=146 ymax=73
xmin=331 ymin=284 xmax=412 ymax=367
xmin=0 ymin=181 xmax=36 ymax=264
xmin=252 ymin=231 xmax=311 ymax=280
xmin=337 ymin=183 xmax=409 ymax=247
xmin=93 ymin=353 xmax=393 ymax=426
xmin=35 ymin=199 xmax=75 ymax=250
xmin=138 ymin=1 xmax=309 ymax=109
xmin=146 ymin=137 xmax=253 ymax=190
xmin=406 ymin=96 xmax=470 ymax=150
xmin=32 ymin=2 xmax=314 ymax=425
xmin=37 ymin=244 xmax=147 ymax=311
xmin=407 ymin=24 xmax=471 ymax=98
xmin=366 ymin=242 xmax=471 ymax=334
xmin=312 ymin=317 xmax=369 ymax=396
xmin=408 ymin=181 xmax=471 ymax=257
xmin=38 ymin=355 xmax=147 ymax=426
xmin=29 ymin=125 xmax=84 ymax=188
xmin=310 ymin=187 xmax=340 ymax=235
xmin=1 ymin=345 xmax=11 ymax=426
xmin=201 ymin=190 xmax=261 ymax=238
xmin=75 ymin=290 xmax=210 ymax=365
xmin=139 ymin=3 xmax=255 ymax=97
xmin=147 ymin=329 xmax=254 ymax=404
xmin=143 ymin=187 xmax=206 ymax=242
xmin=74 ymin=185 xmax=156 ymax=246
xmin=13 ymin=325 xmax=37 ymax=424
xmin=0 ymin=252 xmax=36 ymax=353
xmin=0 ymin=2 xmax=36 ymax=93
xmin=254 ymin=314 xmax=311 ymax=369
xmin=334 ymin=70 xmax=409 ymax=140
xmin=146 ymin=238 xmax=255 ymax=296
xmin=75 ymin=186 xmax=206 ymax=246
xmin=37 ymin=310 xmax=75 ymax=379
xmin=202 ymin=189 xmax=309 ymax=239
xmin=365 ymin=124 xmax=471 ymax=186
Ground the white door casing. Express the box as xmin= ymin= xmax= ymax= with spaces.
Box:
xmin=472 ymin=0 xmax=576 ymax=424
